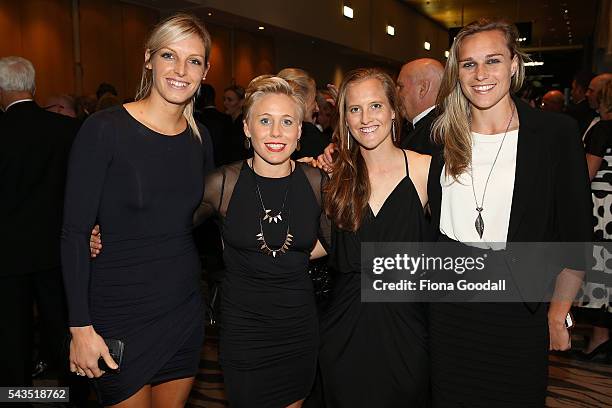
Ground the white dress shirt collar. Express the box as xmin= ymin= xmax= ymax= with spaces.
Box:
xmin=5 ymin=98 xmax=34 ymax=111
xmin=412 ymin=105 xmax=435 ymax=127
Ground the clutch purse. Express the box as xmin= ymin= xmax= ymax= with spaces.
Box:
xmin=98 ymin=338 xmax=125 ymax=374
xmin=64 ymin=334 xmax=125 ymax=375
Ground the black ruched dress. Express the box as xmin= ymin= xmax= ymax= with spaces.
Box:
xmin=195 ymin=161 xmax=330 ymax=408
xmin=61 ymin=106 xmax=212 ymax=405
xmin=317 ymin=151 xmax=430 ymax=407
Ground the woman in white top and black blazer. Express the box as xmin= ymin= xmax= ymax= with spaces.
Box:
xmin=426 ymin=18 xmax=592 ymax=408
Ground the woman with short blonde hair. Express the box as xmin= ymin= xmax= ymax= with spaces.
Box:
xmin=194 ymin=75 xmax=329 ymax=408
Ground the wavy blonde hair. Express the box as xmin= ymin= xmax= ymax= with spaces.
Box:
xmin=135 ymin=13 xmax=211 ymax=141
xmin=243 ymin=75 xmax=305 ymax=122
xmin=324 ymin=68 xmax=401 ymax=232
xmin=432 ymin=18 xmax=528 ymax=178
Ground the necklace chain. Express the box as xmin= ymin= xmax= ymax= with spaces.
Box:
xmin=250 ymin=159 xmax=294 ymax=257
xmin=470 ymin=103 xmax=516 ymax=239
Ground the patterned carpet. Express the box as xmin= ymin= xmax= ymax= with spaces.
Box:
xmin=186 ymin=328 xmax=612 ymax=408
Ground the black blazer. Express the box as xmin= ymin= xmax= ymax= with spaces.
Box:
xmin=400 ymin=109 xmax=442 ymax=155
xmin=0 ymin=101 xmax=79 ymax=276
xmin=427 ymin=97 xmax=592 ymax=309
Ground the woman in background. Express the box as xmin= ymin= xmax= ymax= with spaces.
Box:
xmin=224 ymin=84 xmax=250 ymax=161
xmin=278 ymin=68 xmax=328 ymax=160
xmin=578 ymin=78 xmax=612 ymax=361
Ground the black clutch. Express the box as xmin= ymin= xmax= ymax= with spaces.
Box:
xmin=64 ymin=334 xmax=125 ymax=375
xmin=98 ymin=338 xmax=124 ymax=374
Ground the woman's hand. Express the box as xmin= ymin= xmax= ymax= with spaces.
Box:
xmin=90 ymin=225 xmax=102 ymax=258
xmin=69 ymin=326 xmax=117 ymax=378
xmin=548 ymin=317 xmax=571 ymax=351
xmin=316 ymin=143 xmax=336 ymax=174
xmin=296 ymin=157 xmax=319 ymax=168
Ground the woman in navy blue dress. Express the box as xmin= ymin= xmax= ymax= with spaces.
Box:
xmin=62 ymin=14 xmax=213 ymax=407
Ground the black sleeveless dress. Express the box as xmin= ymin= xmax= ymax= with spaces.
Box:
xmin=196 ymin=161 xmax=330 ymax=408
xmin=317 ymin=151 xmax=430 ymax=407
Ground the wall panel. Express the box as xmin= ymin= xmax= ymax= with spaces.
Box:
xmin=0 ymin=0 xmax=23 ymax=57
xmin=79 ymin=0 xmax=125 ymax=98
xmin=120 ymin=3 xmax=159 ymax=99
xmin=205 ymin=22 xmax=233 ymax=111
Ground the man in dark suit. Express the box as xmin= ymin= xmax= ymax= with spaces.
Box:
xmin=0 ymin=56 xmax=79 ymax=386
xmin=566 ymin=71 xmax=596 ymax=135
xmin=396 ymin=58 xmax=444 ymax=155
xmin=195 ymin=84 xmax=233 ymax=167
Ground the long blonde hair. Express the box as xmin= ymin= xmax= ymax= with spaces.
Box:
xmin=324 ymin=68 xmax=401 ymax=232
xmin=135 ymin=13 xmax=212 ymax=140
xmin=432 ymin=18 xmax=528 ymax=178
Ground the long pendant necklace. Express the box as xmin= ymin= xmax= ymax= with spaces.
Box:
xmin=251 ymin=160 xmax=294 ymax=257
xmin=470 ymin=103 xmax=515 ymax=239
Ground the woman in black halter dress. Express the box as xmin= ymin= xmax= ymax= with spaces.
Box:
xmin=315 ymin=68 xmax=431 ymax=407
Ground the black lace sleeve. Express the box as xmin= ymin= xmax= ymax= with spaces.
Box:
xmin=299 ymin=163 xmax=332 ymax=252
xmin=193 ymin=161 xmax=244 ymax=226
xmin=193 ymin=167 xmax=224 ymax=226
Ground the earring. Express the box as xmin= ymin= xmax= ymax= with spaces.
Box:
xmin=296 ymin=139 xmax=301 ymax=151
xmin=391 ymin=119 xmax=397 ymax=143
xmin=244 ymin=137 xmax=251 ymax=150
xmin=347 ymin=130 xmax=351 ymax=150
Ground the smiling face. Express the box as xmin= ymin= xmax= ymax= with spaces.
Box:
xmin=345 ymin=78 xmax=396 ymax=151
xmin=147 ymin=34 xmax=209 ymax=106
xmin=457 ymin=30 xmax=517 ymax=111
xmin=244 ymin=93 xmax=301 ymax=166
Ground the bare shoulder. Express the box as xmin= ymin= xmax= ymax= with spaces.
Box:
xmin=404 ymin=149 xmax=430 ymax=206
xmin=405 ymin=150 xmax=431 ymax=174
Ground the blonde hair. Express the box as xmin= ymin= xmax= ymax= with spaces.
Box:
xmin=243 ymin=75 xmax=305 ymax=122
xmin=598 ymin=79 xmax=612 ymax=115
xmin=432 ymin=18 xmax=528 ymax=179
xmin=324 ymin=68 xmax=401 ymax=232
xmin=135 ymin=13 xmax=211 ymax=141
xmin=277 ymin=68 xmax=316 ymax=100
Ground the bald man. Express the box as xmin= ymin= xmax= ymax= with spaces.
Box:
xmin=583 ymin=72 xmax=612 ymax=140
xmin=541 ymin=90 xmax=565 ymax=113
xmin=396 ymin=58 xmax=444 ymax=154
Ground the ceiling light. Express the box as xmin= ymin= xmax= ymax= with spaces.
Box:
xmin=424 ymin=41 xmax=431 ymax=50
xmin=525 ymin=61 xmax=544 ymax=66
xmin=258 ymin=26 xmax=265 ymax=30
xmin=386 ymin=25 xmax=395 ymax=36
xmin=343 ymin=5 xmax=354 ymax=19
xmin=207 ymin=12 xmax=212 ymax=16
xmin=444 ymin=50 xmax=450 ymax=58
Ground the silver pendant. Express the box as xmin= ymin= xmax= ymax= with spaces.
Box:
xmin=475 ymin=207 xmax=484 ymax=238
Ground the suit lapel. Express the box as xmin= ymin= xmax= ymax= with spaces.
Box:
xmin=506 ymin=97 xmax=540 ymax=242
